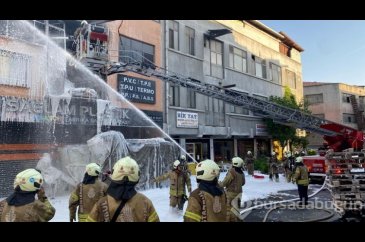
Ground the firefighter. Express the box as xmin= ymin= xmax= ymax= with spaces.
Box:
xmin=292 ymin=157 xmax=309 ymax=205
xmin=69 ymin=163 xmax=108 ymax=222
xmin=184 ymin=159 xmax=227 ymax=222
xmin=269 ymin=151 xmax=279 ymax=182
xmin=86 ymin=156 xmax=159 ymax=222
xmin=153 ymin=160 xmax=192 ymax=213
xmin=284 ymin=152 xmax=295 ymax=183
xmin=0 ymin=169 xmax=55 ymax=222
xmin=245 ymin=151 xmax=254 ymax=176
xmin=179 ymin=154 xmax=189 ymax=172
xmin=219 ymin=157 xmax=245 ymax=222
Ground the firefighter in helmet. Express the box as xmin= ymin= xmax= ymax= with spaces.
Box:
xmin=269 ymin=151 xmax=279 ymax=182
xmin=153 ymin=159 xmax=192 ymax=213
xmin=69 ymin=163 xmax=108 ymax=222
xmin=0 ymin=169 xmax=55 ymax=222
xmin=284 ymin=152 xmax=295 ymax=183
xmin=292 ymin=157 xmax=309 ymax=205
xmin=219 ymin=157 xmax=245 ymax=222
xmin=87 ymin=156 xmax=159 ymax=222
xmin=184 ymin=159 xmax=227 ymax=222
xmin=245 ymin=151 xmax=254 ymax=176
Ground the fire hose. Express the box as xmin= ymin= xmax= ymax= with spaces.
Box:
xmin=238 ymin=176 xmax=335 ymax=222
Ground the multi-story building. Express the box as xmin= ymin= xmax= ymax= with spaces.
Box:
xmin=304 ymin=82 xmax=365 ymax=149
xmin=161 ymin=20 xmax=304 ymax=162
xmin=0 ymin=20 xmax=68 ymax=196
xmin=104 ymin=20 xmax=164 ymax=131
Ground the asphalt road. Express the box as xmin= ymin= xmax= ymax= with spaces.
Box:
xmin=240 ymin=183 xmax=358 ymax=222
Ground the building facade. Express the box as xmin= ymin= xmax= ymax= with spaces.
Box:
xmin=162 ymin=20 xmax=304 ymax=162
xmin=105 ymin=20 xmax=164 ymax=130
xmin=304 ymin=82 xmax=365 ymax=149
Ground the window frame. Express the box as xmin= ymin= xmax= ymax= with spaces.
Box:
xmin=185 ymin=26 xmax=195 ymax=56
xmin=169 ymin=20 xmax=179 ymax=50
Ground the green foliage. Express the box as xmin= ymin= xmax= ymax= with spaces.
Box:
xmin=292 ymin=136 xmax=309 ymax=150
xmin=264 ymin=86 xmax=310 ymax=150
xmin=307 ymin=149 xmax=317 ymax=155
xmin=254 ymin=156 xmax=269 ymax=174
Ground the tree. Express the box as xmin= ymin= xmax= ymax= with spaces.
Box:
xmin=264 ymin=86 xmax=310 ymax=157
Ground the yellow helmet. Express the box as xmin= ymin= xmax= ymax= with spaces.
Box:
xmin=295 ymin=157 xmax=303 ymax=163
xmin=173 ymin=160 xmax=181 ymax=169
xmin=196 ymin=159 xmax=220 ymax=181
xmin=86 ymin=163 xmax=101 ymax=176
xmin=111 ymin=156 xmax=140 ymax=182
xmin=232 ymin=157 xmax=244 ymax=168
xmin=14 ymin=169 xmax=43 ymax=192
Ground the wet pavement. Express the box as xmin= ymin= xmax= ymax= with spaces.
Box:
xmin=241 ymin=184 xmax=347 ymax=222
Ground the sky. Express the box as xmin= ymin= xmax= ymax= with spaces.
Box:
xmin=261 ymin=20 xmax=365 ymax=86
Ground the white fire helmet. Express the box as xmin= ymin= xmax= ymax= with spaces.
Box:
xmin=296 ymin=157 xmax=303 ymax=163
xmin=86 ymin=163 xmax=101 ymax=177
xmin=247 ymin=151 xmax=252 ymax=155
xmin=232 ymin=157 xmax=244 ymax=168
xmin=196 ymin=160 xmax=220 ymax=181
xmin=180 ymin=155 xmax=186 ymax=161
xmin=14 ymin=169 xmax=43 ymax=192
xmin=272 ymin=152 xmax=276 ymax=156
xmin=111 ymin=156 xmax=140 ymax=182
xmin=173 ymin=160 xmax=181 ymax=169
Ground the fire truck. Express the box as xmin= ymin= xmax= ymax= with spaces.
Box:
xmin=75 ymin=22 xmax=365 ymax=217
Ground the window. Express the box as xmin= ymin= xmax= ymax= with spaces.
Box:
xmin=187 ymin=89 xmax=196 ymax=108
xmin=185 ymin=26 xmax=195 ymax=56
xmin=169 ymin=21 xmax=179 ymax=50
xmin=0 ymin=49 xmax=31 ymax=87
xmin=342 ymin=93 xmax=352 ymax=103
xmin=210 ymin=39 xmax=223 ymax=78
xmin=169 ymin=84 xmax=180 ymax=106
xmin=279 ymin=42 xmax=291 ymax=57
xmin=305 ymin=94 xmax=323 ymax=105
xmin=206 ymin=97 xmax=225 ymax=126
xmin=343 ymin=113 xmax=356 ymax=123
xmin=230 ymin=105 xmax=249 ymax=115
xmin=286 ymin=70 xmax=296 ymax=89
xmin=229 ymin=46 xmax=247 ymax=73
xmin=253 ymin=55 xmax=266 ymax=79
xmin=269 ymin=63 xmax=281 ymax=84
xmin=120 ymin=36 xmax=154 ymax=64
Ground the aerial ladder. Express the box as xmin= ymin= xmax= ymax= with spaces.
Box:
xmin=74 ymin=23 xmax=365 ymax=218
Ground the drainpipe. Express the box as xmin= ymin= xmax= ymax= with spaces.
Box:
xmin=164 ymin=20 xmax=170 ymax=135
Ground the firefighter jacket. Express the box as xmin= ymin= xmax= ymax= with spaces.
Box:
xmin=86 ymin=193 xmax=159 ymax=222
xmin=69 ymin=179 xmax=108 ymax=222
xmin=245 ymin=154 xmax=254 ymax=164
xmin=293 ymin=163 xmax=309 ymax=186
xmin=155 ymin=170 xmax=192 ymax=196
xmin=219 ymin=168 xmax=245 ymax=199
xmin=269 ymin=156 xmax=279 ymax=172
xmin=0 ymin=195 xmax=55 ymax=222
xmin=184 ymin=187 xmax=227 ymax=222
